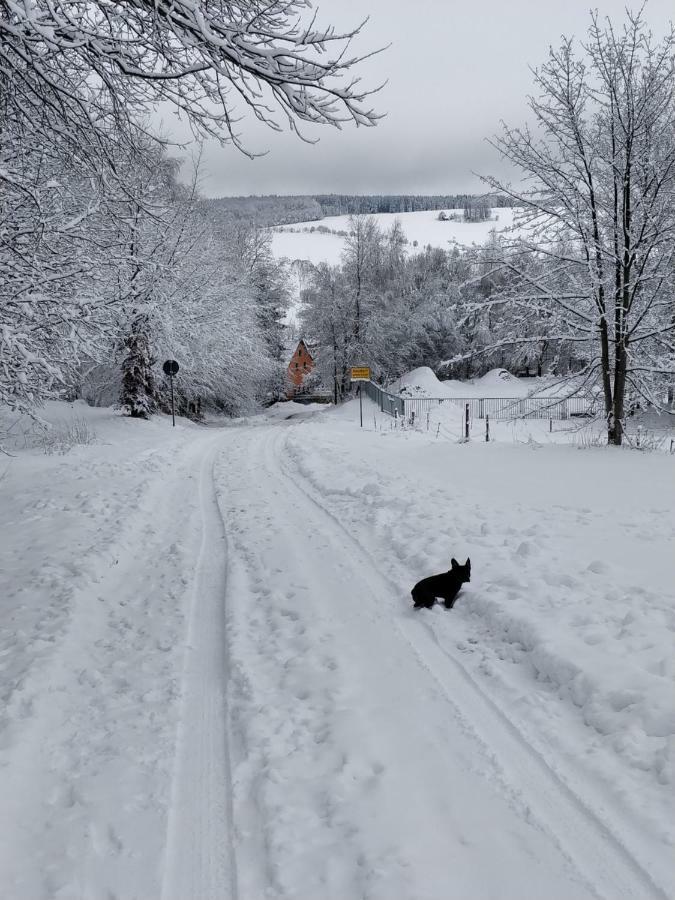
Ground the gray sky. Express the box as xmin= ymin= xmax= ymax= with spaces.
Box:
xmin=161 ymin=0 xmax=673 ymax=198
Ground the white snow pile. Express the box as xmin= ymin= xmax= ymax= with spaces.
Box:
xmin=388 ymin=366 xmax=604 ymax=403
xmin=389 ymin=366 xmax=534 ymax=399
xmin=388 ymin=365 xmax=457 ymax=397
xmin=473 ymin=367 xmax=522 ymax=394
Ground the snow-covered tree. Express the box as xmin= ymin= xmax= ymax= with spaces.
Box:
xmin=0 ymin=1 xmax=381 ymax=152
xmin=120 ymin=315 xmax=156 ymax=418
xmin=1 ymin=0 xmax=381 ymax=413
xmin=482 ymin=9 xmax=675 ymax=444
xmin=300 ymin=263 xmax=354 ymax=403
xmin=342 ymin=215 xmax=383 ymax=348
xmin=463 ymin=198 xmax=491 ymax=223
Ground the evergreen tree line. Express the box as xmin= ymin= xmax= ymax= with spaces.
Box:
xmin=313 ymin=194 xmax=515 ymax=217
xmin=201 ymin=193 xmax=516 ymax=231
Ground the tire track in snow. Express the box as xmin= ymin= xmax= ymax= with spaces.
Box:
xmin=0 ymin=432 xmax=216 ymax=900
xmin=276 ymin=423 xmax=667 ymax=900
xmin=214 ymin=424 xmax=601 ymax=899
xmin=161 ymin=443 xmax=238 ymax=900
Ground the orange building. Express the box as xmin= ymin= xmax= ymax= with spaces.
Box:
xmin=286 ymin=339 xmax=315 ymax=396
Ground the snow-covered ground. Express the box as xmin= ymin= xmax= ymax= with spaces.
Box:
xmin=1 ymin=399 xmax=673 ymax=899
xmin=270 ymin=208 xmax=518 ymax=266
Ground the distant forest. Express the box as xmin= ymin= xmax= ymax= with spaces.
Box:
xmin=201 ymin=193 xmax=514 ymax=229
xmin=313 ymin=194 xmax=514 ymax=217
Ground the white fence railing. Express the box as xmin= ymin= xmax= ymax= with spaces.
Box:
xmin=401 ymin=395 xmax=595 ymax=420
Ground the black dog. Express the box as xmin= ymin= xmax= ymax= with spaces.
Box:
xmin=411 ymin=558 xmax=471 ymax=609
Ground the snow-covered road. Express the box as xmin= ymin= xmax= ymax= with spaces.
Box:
xmin=193 ymin=420 xmax=666 ymax=900
xmin=1 ymin=402 xmax=672 ymax=899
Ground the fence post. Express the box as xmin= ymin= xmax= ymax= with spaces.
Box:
xmin=479 ymin=398 xmax=484 ymax=419
xmin=485 ymin=414 xmax=490 ymax=442
xmin=549 ymin=418 xmax=553 ymax=433
xmin=465 ymin=403 xmax=470 ymax=441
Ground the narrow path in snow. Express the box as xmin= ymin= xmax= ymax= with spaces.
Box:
xmin=202 ymin=420 xmax=664 ymax=900
xmin=0 ymin=425 xmax=221 ymax=899
xmin=161 ymin=445 xmax=237 ymax=900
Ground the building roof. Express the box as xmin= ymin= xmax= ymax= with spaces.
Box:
xmin=289 ymin=338 xmax=315 ymax=360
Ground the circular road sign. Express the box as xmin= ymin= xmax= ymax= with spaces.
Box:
xmin=163 ymin=359 xmax=179 ymax=376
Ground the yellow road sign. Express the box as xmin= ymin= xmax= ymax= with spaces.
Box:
xmin=351 ymin=367 xmax=370 ymax=381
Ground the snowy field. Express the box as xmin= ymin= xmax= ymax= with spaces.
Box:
xmin=270 ymin=208 xmax=518 ymax=265
xmin=0 ymin=399 xmax=673 ymax=899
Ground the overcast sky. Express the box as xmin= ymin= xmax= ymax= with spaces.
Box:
xmin=160 ymin=0 xmax=673 ymax=198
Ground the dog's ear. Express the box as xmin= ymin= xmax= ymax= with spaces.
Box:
xmin=451 ymin=558 xmax=458 ymax=568
xmin=466 ymin=558 xmax=471 ymax=567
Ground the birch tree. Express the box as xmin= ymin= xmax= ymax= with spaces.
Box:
xmin=482 ymin=9 xmax=675 ymax=444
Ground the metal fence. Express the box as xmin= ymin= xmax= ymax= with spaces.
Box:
xmin=362 ymin=380 xmax=405 ymax=418
xmin=361 ymin=381 xmax=596 ymax=421
xmin=401 ymin=394 xmax=595 ymax=421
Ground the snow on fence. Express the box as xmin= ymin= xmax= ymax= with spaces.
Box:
xmin=363 ymin=381 xmax=595 ymax=421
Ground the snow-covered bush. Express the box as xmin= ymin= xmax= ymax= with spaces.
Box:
xmin=39 ymin=417 xmax=97 ymax=455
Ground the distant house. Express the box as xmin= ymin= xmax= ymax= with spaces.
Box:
xmin=286 ymin=339 xmax=315 ymax=397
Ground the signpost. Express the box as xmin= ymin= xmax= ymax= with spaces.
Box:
xmin=350 ymin=367 xmax=370 ymax=428
xmin=162 ymin=359 xmax=180 ymax=426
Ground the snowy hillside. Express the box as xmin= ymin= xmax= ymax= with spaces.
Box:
xmin=0 ymin=399 xmax=673 ymax=899
xmin=270 ymin=208 xmax=518 ymax=265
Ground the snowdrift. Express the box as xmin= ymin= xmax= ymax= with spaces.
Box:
xmin=389 ymin=367 xmax=598 ymax=402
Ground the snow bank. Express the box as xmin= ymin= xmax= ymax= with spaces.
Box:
xmin=388 ymin=365 xmax=458 ymax=398
xmin=463 ymin=592 xmax=674 ymax=771
xmin=388 ymin=367 xmax=593 ymax=401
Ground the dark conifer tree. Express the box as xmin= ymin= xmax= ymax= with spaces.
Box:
xmin=120 ymin=315 xmax=156 ymax=418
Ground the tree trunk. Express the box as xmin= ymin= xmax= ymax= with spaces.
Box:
xmin=610 ymin=338 xmax=628 ymax=446
xmin=333 ymin=336 xmax=338 ymax=405
xmin=598 ymin=316 xmax=615 ymax=444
